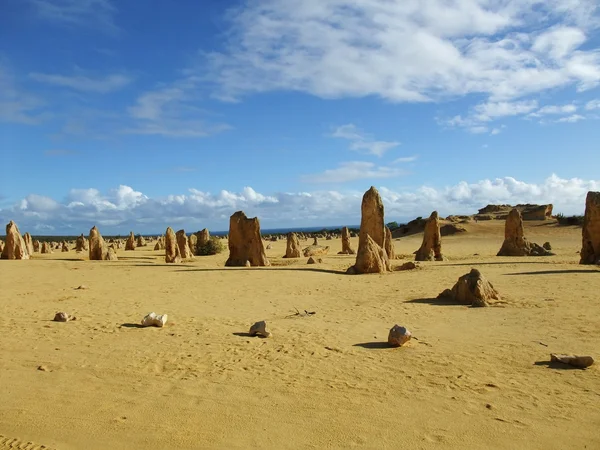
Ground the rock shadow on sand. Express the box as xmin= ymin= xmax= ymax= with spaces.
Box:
xmin=405 ymin=297 xmax=464 ymax=306
xmin=533 ymin=360 xmax=586 ymax=370
xmin=353 ymin=342 xmax=395 ymax=349
xmin=120 ymin=323 xmax=146 ymax=329
xmin=505 ymin=269 xmax=599 ymax=276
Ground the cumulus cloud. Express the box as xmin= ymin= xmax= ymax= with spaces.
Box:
xmin=204 ymin=1 xmax=600 ymax=103
xmin=1 ymin=175 xmax=597 ymax=234
xmin=332 ymin=124 xmax=400 ymax=156
xmin=556 ymin=114 xmax=586 ymax=122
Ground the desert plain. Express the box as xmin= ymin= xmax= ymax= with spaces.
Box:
xmin=0 ymin=219 xmax=599 ymax=449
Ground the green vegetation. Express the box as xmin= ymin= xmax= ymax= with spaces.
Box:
xmin=555 ymin=213 xmax=584 ymax=226
xmin=196 ymin=236 xmax=226 ymax=256
xmin=386 ymin=221 xmax=399 ymax=230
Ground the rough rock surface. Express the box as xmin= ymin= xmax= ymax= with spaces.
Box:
xmin=338 ymin=226 xmax=355 ymax=255
xmin=497 ymin=209 xmax=553 ymax=256
xmin=347 ymin=234 xmax=391 ymax=274
xmin=141 ymin=312 xmax=168 ymax=327
xmin=33 ymin=240 xmax=40 ymax=252
xmin=23 ymin=232 xmax=34 ymax=256
xmin=307 ymin=256 xmax=322 ymax=264
xmin=176 ymin=229 xmax=194 ymax=260
xmin=1 ymin=221 xmax=29 ymax=260
xmin=106 ymin=245 xmax=118 ymax=261
xmin=89 ymin=226 xmax=115 ymax=260
xmin=437 ymin=268 xmax=500 ymax=307
xmin=283 ymin=232 xmax=302 ymax=258
xmin=396 ymin=261 xmax=419 ymax=271
xmin=359 ymin=186 xmax=386 ymax=248
xmin=165 ymin=227 xmax=182 ymax=263
xmin=188 ymin=233 xmax=198 ymax=255
xmin=75 ymin=234 xmax=88 ymax=252
xmin=303 ymin=245 xmax=329 ymax=257
xmin=125 ymin=232 xmax=136 ymax=250
xmin=225 ymin=211 xmax=269 ymax=267
xmin=415 ymin=211 xmax=444 ymax=261
xmin=388 ymin=325 xmax=411 ymax=347
xmin=384 ymin=226 xmax=395 ymax=260
xmin=580 ymin=191 xmax=600 ymax=264
xmin=61 ymin=241 xmax=69 ymax=252
xmin=249 ymin=321 xmax=271 ymax=338
xmin=136 ymin=235 xmax=146 ymax=247
xmin=348 ymin=187 xmax=391 ymax=274
xmin=196 ymin=229 xmax=210 ymax=248
xmin=41 ymin=242 xmax=52 ymax=254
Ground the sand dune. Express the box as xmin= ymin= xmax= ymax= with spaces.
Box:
xmin=0 ymin=220 xmax=598 ymax=449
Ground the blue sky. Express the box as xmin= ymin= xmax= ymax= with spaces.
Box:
xmin=1 ymin=0 xmax=599 ymax=234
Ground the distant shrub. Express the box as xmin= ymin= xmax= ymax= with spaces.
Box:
xmin=556 ymin=213 xmax=584 ymax=226
xmin=196 ymin=236 xmax=226 ymax=255
xmin=386 ymin=221 xmax=399 ymax=230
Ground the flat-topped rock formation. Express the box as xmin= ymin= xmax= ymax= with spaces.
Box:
xmin=225 ymin=211 xmax=269 ymax=267
xmin=477 ymin=203 xmax=553 ymax=221
xmin=497 ymin=209 xmax=553 ymax=256
xmin=580 ymin=191 xmax=600 ymax=264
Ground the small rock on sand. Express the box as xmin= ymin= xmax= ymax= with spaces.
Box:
xmin=387 ymin=325 xmax=411 ymax=347
xmin=550 ymin=353 xmax=594 ymax=368
xmin=249 ymin=320 xmax=271 ymax=338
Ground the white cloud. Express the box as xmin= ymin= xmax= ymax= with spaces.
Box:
xmin=29 ymin=72 xmax=131 ymax=93
xmin=393 ymin=155 xmax=418 ymax=164
xmin=303 ymin=161 xmax=406 ymax=183
xmin=28 ymin=0 xmax=119 ymax=35
xmin=556 ymin=114 xmax=585 ymax=122
xmin=585 ymin=99 xmax=600 ymax=110
xmin=125 ymin=82 xmax=231 ymax=138
xmin=0 ymin=64 xmax=48 ymax=125
xmin=3 ymin=175 xmax=597 ymax=233
xmin=443 ymin=100 xmax=537 ymax=133
xmin=332 ymin=124 xmax=400 ymax=156
xmin=204 ymin=1 xmax=600 ymax=103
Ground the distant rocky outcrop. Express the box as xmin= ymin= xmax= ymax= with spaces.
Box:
xmin=415 ymin=211 xmax=444 ymax=261
xmin=283 ymin=232 xmax=302 ymax=258
xmin=136 ymin=235 xmax=146 ymax=247
xmin=580 ymin=191 xmax=600 ymax=265
xmin=478 ymin=203 xmax=553 ymax=220
xmin=497 ymin=209 xmax=553 ymax=256
xmin=225 ymin=211 xmax=269 ymax=267
xmin=1 ymin=221 xmax=29 ymax=260
xmin=438 ymin=268 xmax=500 ymax=307
xmin=165 ymin=227 xmax=181 ymax=263
xmin=338 ymin=226 xmax=355 ymax=255
xmin=33 ymin=240 xmax=40 ymax=252
xmin=188 ymin=233 xmax=198 ymax=255
xmin=303 ymin=244 xmax=329 ymax=257
xmin=61 ymin=241 xmax=69 ymax=252
xmin=348 ymin=187 xmax=391 ymax=274
xmin=125 ymin=232 xmax=136 ymax=250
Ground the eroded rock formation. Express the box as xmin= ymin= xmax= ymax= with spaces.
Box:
xmin=415 ymin=211 xmax=444 ymax=261
xmin=580 ymin=191 xmax=600 ymax=264
xmin=225 ymin=211 xmax=269 ymax=267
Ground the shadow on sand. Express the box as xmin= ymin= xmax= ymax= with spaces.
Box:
xmin=533 ymin=360 xmax=586 ymax=370
xmin=505 ymin=269 xmax=599 ymax=276
xmin=232 ymin=332 xmax=265 ymax=338
xmin=405 ymin=297 xmax=461 ymax=306
xmin=119 ymin=323 xmax=145 ymax=329
xmin=353 ymin=342 xmax=394 ymax=349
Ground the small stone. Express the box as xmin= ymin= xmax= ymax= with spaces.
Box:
xmin=141 ymin=312 xmax=168 ymax=327
xmin=53 ymin=312 xmax=71 ymax=322
xmin=543 ymin=242 xmax=552 ymax=251
xmin=249 ymin=320 xmax=271 ymax=338
xmin=37 ymin=365 xmax=48 ymax=371
xmin=550 ymin=353 xmax=594 ymax=368
xmin=307 ymin=256 xmax=322 ymax=264
xmin=75 ymin=285 xmax=88 ymax=290
xmin=397 ymin=261 xmax=418 ymax=271
xmin=387 ymin=325 xmax=411 ymax=347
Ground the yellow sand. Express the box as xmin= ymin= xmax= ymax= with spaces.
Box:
xmin=0 ymin=220 xmax=599 ymax=449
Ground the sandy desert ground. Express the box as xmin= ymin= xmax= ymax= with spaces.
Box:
xmin=0 ymin=220 xmax=599 ymax=449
